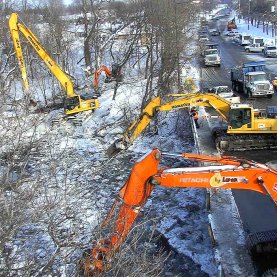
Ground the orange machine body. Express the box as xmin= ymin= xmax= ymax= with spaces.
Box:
xmin=83 ymin=149 xmax=277 ymax=275
xmin=93 ymin=66 xmax=112 ymax=89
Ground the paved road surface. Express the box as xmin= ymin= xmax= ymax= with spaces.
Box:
xmin=200 ymin=18 xmax=277 ymax=240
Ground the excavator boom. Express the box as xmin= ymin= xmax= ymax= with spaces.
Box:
xmin=107 ymin=93 xmax=236 ymax=157
xmin=9 ymin=13 xmax=99 ymax=115
xmin=82 ymin=149 xmax=277 ymax=275
xmin=108 ymin=91 xmax=277 ymax=156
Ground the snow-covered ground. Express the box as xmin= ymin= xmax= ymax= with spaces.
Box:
xmin=0 ymin=7 xmax=226 ymax=277
xmin=236 ymin=17 xmax=276 ymax=45
xmin=1 ymin=80 xmax=218 ymax=276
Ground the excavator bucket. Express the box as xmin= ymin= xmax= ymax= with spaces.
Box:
xmin=107 ymin=139 xmax=126 ymax=158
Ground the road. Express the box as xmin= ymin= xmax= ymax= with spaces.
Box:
xmin=200 ymin=17 xmax=277 ymax=274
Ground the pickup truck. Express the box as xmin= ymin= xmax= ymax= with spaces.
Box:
xmin=244 ymin=43 xmax=264 ymax=53
xmin=263 ymin=45 xmax=277 ymax=57
xmin=201 ymin=42 xmax=219 ymax=56
xmin=204 ymin=53 xmax=221 ymax=67
xmin=199 ymin=34 xmax=209 ymax=43
xmin=208 ymin=85 xmax=240 ymax=103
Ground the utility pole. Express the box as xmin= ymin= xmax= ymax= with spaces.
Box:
xmin=238 ymin=0 xmax=240 ymax=23
xmin=248 ymin=0 xmax=252 ymax=30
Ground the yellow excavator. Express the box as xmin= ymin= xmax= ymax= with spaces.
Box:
xmin=9 ymin=13 xmax=99 ymax=115
xmin=108 ymin=93 xmax=277 ymax=156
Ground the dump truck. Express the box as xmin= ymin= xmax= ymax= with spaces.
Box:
xmin=231 ymin=61 xmax=274 ymax=98
xmin=227 ymin=18 xmax=237 ymax=30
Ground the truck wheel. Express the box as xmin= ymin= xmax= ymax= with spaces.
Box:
xmin=267 ymin=94 xmax=273 ymax=99
xmin=262 ymin=268 xmax=277 ymax=277
xmin=246 ymin=49 xmax=250 ymax=53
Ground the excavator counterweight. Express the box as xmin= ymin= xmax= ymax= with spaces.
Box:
xmin=82 ymin=149 xmax=277 ymax=275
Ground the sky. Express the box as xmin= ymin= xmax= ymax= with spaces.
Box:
xmin=64 ymin=0 xmax=73 ymax=5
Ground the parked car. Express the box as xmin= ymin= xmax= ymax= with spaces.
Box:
xmin=209 ymin=29 xmax=220 ymax=36
xmin=244 ymin=43 xmax=264 ymax=53
xmin=199 ymin=35 xmax=209 ymax=42
xmin=209 ymin=85 xmax=234 ymax=98
xmin=212 ymin=16 xmax=220 ymax=21
xmin=198 ymin=29 xmax=208 ymax=35
xmin=263 ymin=45 xmax=277 ymax=57
xmin=204 ymin=54 xmax=221 ymax=67
xmin=233 ymin=34 xmax=241 ymax=43
xmin=224 ymin=30 xmax=239 ymax=37
xmin=203 ymin=48 xmax=219 ymax=57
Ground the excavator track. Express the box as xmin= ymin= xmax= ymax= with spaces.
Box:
xmin=247 ymin=230 xmax=277 ymax=276
xmin=214 ymin=132 xmax=277 ymax=152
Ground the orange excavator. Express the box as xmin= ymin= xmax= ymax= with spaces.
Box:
xmin=82 ymin=149 xmax=277 ymax=276
xmin=227 ymin=18 xmax=237 ymax=30
xmin=93 ymin=64 xmax=123 ymax=90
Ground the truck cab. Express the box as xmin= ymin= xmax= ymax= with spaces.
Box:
xmin=231 ymin=61 xmax=274 ymax=98
xmin=202 ymin=43 xmax=221 ymax=67
xmin=201 ymin=42 xmax=219 ymax=55
xmin=239 ymin=34 xmax=252 ymax=46
xmin=245 ymin=72 xmax=274 ymax=98
xmin=251 ymin=37 xmax=264 ymax=46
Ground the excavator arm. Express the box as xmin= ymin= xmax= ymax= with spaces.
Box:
xmin=9 ymin=13 xmax=99 ymax=115
xmin=93 ymin=66 xmax=112 ymax=89
xmin=83 ymin=149 xmax=277 ymax=275
xmin=108 ymin=93 xmax=235 ymax=157
xmin=93 ymin=64 xmax=122 ymax=90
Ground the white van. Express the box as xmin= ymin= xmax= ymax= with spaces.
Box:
xmin=239 ymin=34 xmax=252 ymax=46
xmin=251 ymin=37 xmax=264 ymax=46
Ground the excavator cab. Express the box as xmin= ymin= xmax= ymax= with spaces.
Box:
xmin=111 ymin=64 xmax=121 ymax=77
xmin=109 ymin=63 xmax=123 ymax=82
xmin=229 ymin=107 xmax=252 ymax=129
xmin=64 ymin=96 xmax=81 ymax=113
xmin=64 ymin=95 xmax=99 ymax=115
